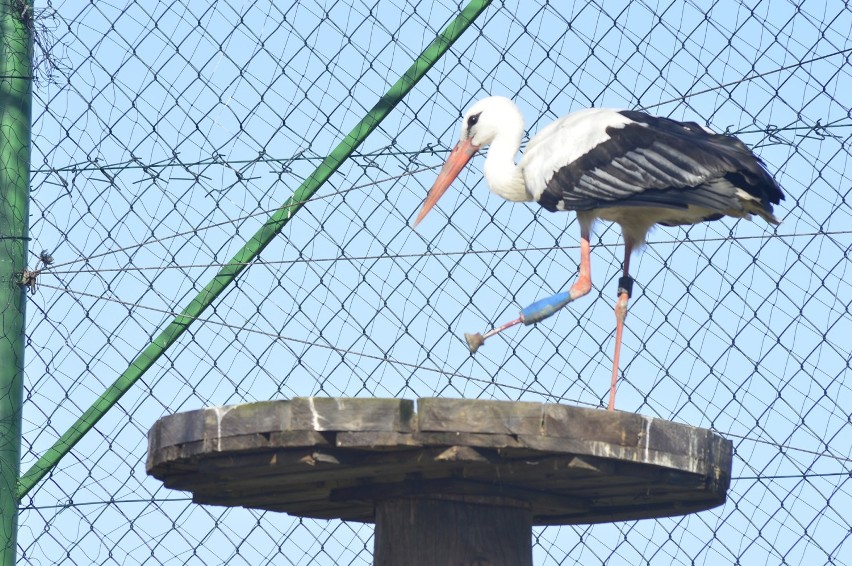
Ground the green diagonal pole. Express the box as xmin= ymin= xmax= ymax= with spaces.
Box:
xmin=18 ymin=0 xmax=492 ymax=499
xmin=0 ymin=1 xmax=32 ymax=562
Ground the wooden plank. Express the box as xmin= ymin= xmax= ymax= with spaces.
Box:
xmin=147 ymin=408 xmax=208 ymax=448
xmin=331 ymin=478 xmax=589 ymax=515
xmin=417 ymin=398 xmax=544 ymax=436
xmin=195 ymin=448 xmax=351 ymax=477
xmin=542 ymin=404 xmax=646 ymax=447
xmin=147 ymin=401 xmax=294 ymax=448
xmin=197 ymin=484 xmax=333 ymax=509
xmin=335 ymin=431 xmax=421 ymax=449
xmin=189 ymin=446 xmax=485 ymax=488
xmin=147 ymin=430 xmax=330 ymax=474
xmin=216 ymin=400 xmax=295 ymax=435
xmin=412 ymin=430 xmax=526 ymax=449
xmin=290 ymin=397 xmax=414 ymax=432
xmin=454 ymin=455 xmax=609 ymax=485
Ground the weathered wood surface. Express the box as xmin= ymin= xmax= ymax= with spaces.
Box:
xmin=147 ymin=397 xmax=732 ymax=525
xmin=374 ymin=497 xmax=533 ymax=566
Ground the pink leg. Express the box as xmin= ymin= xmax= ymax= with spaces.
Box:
xmin=465 ymin=226 xmax=594 ymax=352
xmin=608 ymin=240 xmax=634 ymax=412
xmin=570 ymin=227 xmax=592 ymax=300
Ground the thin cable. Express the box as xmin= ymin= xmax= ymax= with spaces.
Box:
xmin=37 ymin=163 xmax=442 ymax=271
xmin=30 ymin=148 xmax=439 ymax=175
xmin=34 ymin=280 xmax=852 ymax=467
xmin=39 ymin=229 xmax=852 ymax=276
xmin=21 ymin=497 xmax=193 ymax=511
xmin=34 ymin=282 xmax=575 ymax=403
xmin=639 ymin=48 xmax=852 ymax=111
xmin=721 ymin=432 xmax=852 ymax=465
xmin=733 ymin=472 xmax=851 ymax=481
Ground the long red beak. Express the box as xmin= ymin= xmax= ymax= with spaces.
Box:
xmin=413 ymin=138 xmax=478 ymax=227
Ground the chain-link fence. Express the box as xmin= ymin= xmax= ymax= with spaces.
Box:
xmin=13 ymin=0 xmax=852 ymax=563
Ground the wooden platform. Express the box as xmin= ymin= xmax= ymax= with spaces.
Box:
xmin=147 ymin=397 xmax=732 ymax=525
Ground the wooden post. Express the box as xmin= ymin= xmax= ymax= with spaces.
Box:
xmin=374 ymin=497 xmax=532 ymax=566
xmin=147 ymin=397 xmax=734 ymax=566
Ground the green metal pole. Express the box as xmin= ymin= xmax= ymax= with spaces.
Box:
xmin=0 ymin=1 xmax=32 ymax=562
xmin=17 ymin=0 xmax=493 ymax=499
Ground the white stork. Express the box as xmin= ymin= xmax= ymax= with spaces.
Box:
xmin=413 ymin=96 xmax=784 ymax=411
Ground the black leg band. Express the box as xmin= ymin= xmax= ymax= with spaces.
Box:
xmin=618 ymin=276 xmax=634 ymax=298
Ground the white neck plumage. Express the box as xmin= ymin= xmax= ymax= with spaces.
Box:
xmin=481 ymin=129 xmax=534 ymax=203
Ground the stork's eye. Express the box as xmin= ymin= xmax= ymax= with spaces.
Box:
xmin=467 ymin=113 xmax=481 ymax=128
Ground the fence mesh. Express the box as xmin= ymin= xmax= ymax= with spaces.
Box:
xmin=15 ymin=0 xmax=852 ymax=564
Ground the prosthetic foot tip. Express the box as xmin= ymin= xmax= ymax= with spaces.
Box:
xmin=464 ymin=332 xmax=485 ymax=353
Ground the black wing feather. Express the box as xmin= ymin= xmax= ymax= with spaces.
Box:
xmin=538 ymin=111 xmax=784 ymax=215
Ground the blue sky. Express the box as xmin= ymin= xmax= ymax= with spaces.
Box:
xmin=19 ymin=0 xmax=852 ymax=564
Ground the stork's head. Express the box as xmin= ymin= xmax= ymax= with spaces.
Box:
xmin=413 ymin=96 xmax=524 ymax=226
xmin=458 ymin=96 xmax=524 ymax=148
